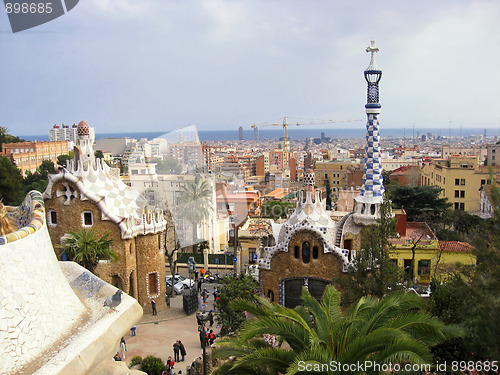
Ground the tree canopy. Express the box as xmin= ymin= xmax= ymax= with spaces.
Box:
xmin=387 ymin=185 xmax=452 ymax=226
xmin=59 ymin=229 xmax=117 ymax=273
xmin=214 ymin=273 xmax=260 ymax=336
xmin=336 ymin=198 xmax=402 ymax=306
xmin=22 ymin=159 xmax=57 ymax=194
xmin=0 ymin=155 xmax=24 ymax=205
xmin=213 ymin=286 xmax=462 ymax=375
xmin=429 ymin=183 xmax=500 ymax=361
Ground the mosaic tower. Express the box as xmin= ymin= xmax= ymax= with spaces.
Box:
xmin=353 ymin=40 xmax=385 ymax=225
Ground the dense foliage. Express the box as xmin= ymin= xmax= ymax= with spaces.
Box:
xmin=140 ymin=355 xmax=167 ymax=375
xmin=22 ymin=159 xmax=57 ymax=193
xmin=213 ymin=286 xmax=462 ymax=375
xmin=59 ymin=229 xmax=117 ymax=273
xmin=429 ymin=184 xmax=500 ymax=361
xmin=214 ymin=273 xmax=260 ymax=336
xmin=387 ymin=185 xmax=452 ymax=228
xmin=336 ymin=198 xmax=402 ymax=306
xmin=0 ymin=156 xmax=24 ymax=205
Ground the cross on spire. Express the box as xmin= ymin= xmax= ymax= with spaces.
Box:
xmin=365 ymin=39 xmax=380 ymax=71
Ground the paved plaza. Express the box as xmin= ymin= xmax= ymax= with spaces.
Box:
xmin=123 ymin=286 xmax=219 ymax=373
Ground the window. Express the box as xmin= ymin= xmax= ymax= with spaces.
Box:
xmin=460 ymin=179 xmax=465 ymax=185
xmin=313 ymin=246 xmax=319 ymax=259
xmin=82 ymin=211 xmax=93 ymax=227
xmin=294 ymin=245 xmax=300 ymax=259
xmin=481 ymin=179 xmax=486 ymax=185
xmin=460 ymin=191 xmax=465 ymax=198
xmin=418 ymin=260 xmax=431 ymax=276
xmin=48 ymin=210 xmax=57 ymax=226
xmin=454 ymin=202 xmax=459 ymax=210
xmin=302 ymin=242 xmax=310 ymax=264
xmin=249 ymin=248 xmax=257 ymax=264
xmin=148 ymin=272 xmax=159 ymax=296
xmin=454 ymin=190 xmax=460 ymax=198
xmin=455 ymin=178 xmax=460 ymax=186
xmin=460 ymin=202 xmax=465 ymax=210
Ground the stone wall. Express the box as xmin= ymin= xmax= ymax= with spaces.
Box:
xmin=136 ymin=233 xmax=168 ymax=313
xmin=44 ymin=180 xmax=168 ymax=315
xmin=260 ymin=230 xmax=345 ymax=302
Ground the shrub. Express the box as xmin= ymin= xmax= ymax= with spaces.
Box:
xmin=141 ymin=355 xmax=166 ymax=375
xmin=129 ymin=355 xmax=142 ymax=368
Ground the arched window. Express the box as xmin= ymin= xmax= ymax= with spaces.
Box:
xmin=370 ymin=204 xmax=376 ymax=215
xmin=294 ymin=245 xmax=300 ymax=259
xmin=313 ymin=246 xmax=319 ymax=259
xmin=302 ymin=242 xmax=310 ymax=263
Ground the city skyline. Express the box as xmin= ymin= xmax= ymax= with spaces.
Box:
xmin=1 ymin=0 xmax=499 ymax=136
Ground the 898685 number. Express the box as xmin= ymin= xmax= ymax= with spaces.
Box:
xmin=5 ymin=2 xmax=52 ymax=14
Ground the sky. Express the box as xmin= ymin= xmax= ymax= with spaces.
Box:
xmin=1 ymin=0 xmax=499 ymax=136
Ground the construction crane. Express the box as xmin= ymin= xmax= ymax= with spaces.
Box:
xmin=252 ymin=117 xmax=362 ymax=169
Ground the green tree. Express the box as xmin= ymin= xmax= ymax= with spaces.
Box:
xmin=177 ymin=175 xmax=212 ymax=251
xmin=140 ymin=355 xmax=167 ymax=375
xmin=214 ymin=274 xmax=260 ymax=336
xmin=430 ymin=183 xmax=500 ymax=361
xmin=387 ymin=185 xmax=452 ymax=229
xmin=336 ymin=198 xmax=402 ymax=306
xmin=57 ymin=151 xmax=74 ymax=167
xmin=59 ymin=229 xmax=117 ymax=273
xmin=0 ymin=155 xmax=24 ymax=205
xmin=22 ymin=159 xmax=57 ymax=193
xmin=213 ymin=286 xmax=462 ymax=375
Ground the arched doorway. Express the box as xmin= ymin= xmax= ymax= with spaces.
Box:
xmin=112 ymin=275 xmax=123 ymax=290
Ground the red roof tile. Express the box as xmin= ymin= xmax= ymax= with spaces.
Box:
xmin=439 ymin=241 xmax=474 ymax=253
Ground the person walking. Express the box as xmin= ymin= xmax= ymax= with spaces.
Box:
xmin=119 ymin=337 xmax=127 ymax=359
xmin=209 ymin=330 xmax=215 ymax=345
xmin=151 ymin=299 xmax=157 ymax=316
xmin=208 ymin=310 xmax=214 ymax=327
xmin=179 ymin=340 xmax=186 ymax=361
xmin=173 ymin=340 xmax=180 ymax=362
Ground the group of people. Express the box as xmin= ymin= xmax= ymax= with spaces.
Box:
xmin=199 ymin=328 xmax=216 ymax=348
xmin=163 ymin=340 xmax=186 ymax=374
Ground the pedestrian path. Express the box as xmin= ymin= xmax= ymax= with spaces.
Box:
xmin=123 ymin=287 xmax=220 ymax=373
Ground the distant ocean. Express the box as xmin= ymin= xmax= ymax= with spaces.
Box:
xmin=21 ymin=127 xmax=497 ymax=142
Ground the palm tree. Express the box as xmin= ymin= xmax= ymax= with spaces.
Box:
xmin=59 ymin=228 xmax=117 ymax=273
xmin=176 ymin=175 xmax=212 ymax=252
xmin=212 ymin=286 xmax=462 ymax=375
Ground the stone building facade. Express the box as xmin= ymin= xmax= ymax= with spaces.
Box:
xmin=258 ymin=169 xmax=353 ymax=307
xmin=43 ymin=121 xmax=169 ymax=314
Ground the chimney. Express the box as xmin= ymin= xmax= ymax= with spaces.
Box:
xmin=395 ymin=210 xmax=407 ymax=237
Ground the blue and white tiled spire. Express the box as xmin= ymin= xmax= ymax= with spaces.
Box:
xmin=353 ymin=40 xmax=386 ymax=226
xmin=361 ymin=40 xmax=384 ymax=198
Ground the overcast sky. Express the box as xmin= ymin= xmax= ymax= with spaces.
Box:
xmin=1 ymin=0 xmax=499 ymax=136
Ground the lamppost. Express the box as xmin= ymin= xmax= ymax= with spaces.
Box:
xmin=196 ymin=311 xmax=210 ymax=375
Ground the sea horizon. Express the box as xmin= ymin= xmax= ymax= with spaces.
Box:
xmin=20 ymin=127 xmax=497 ymax=143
